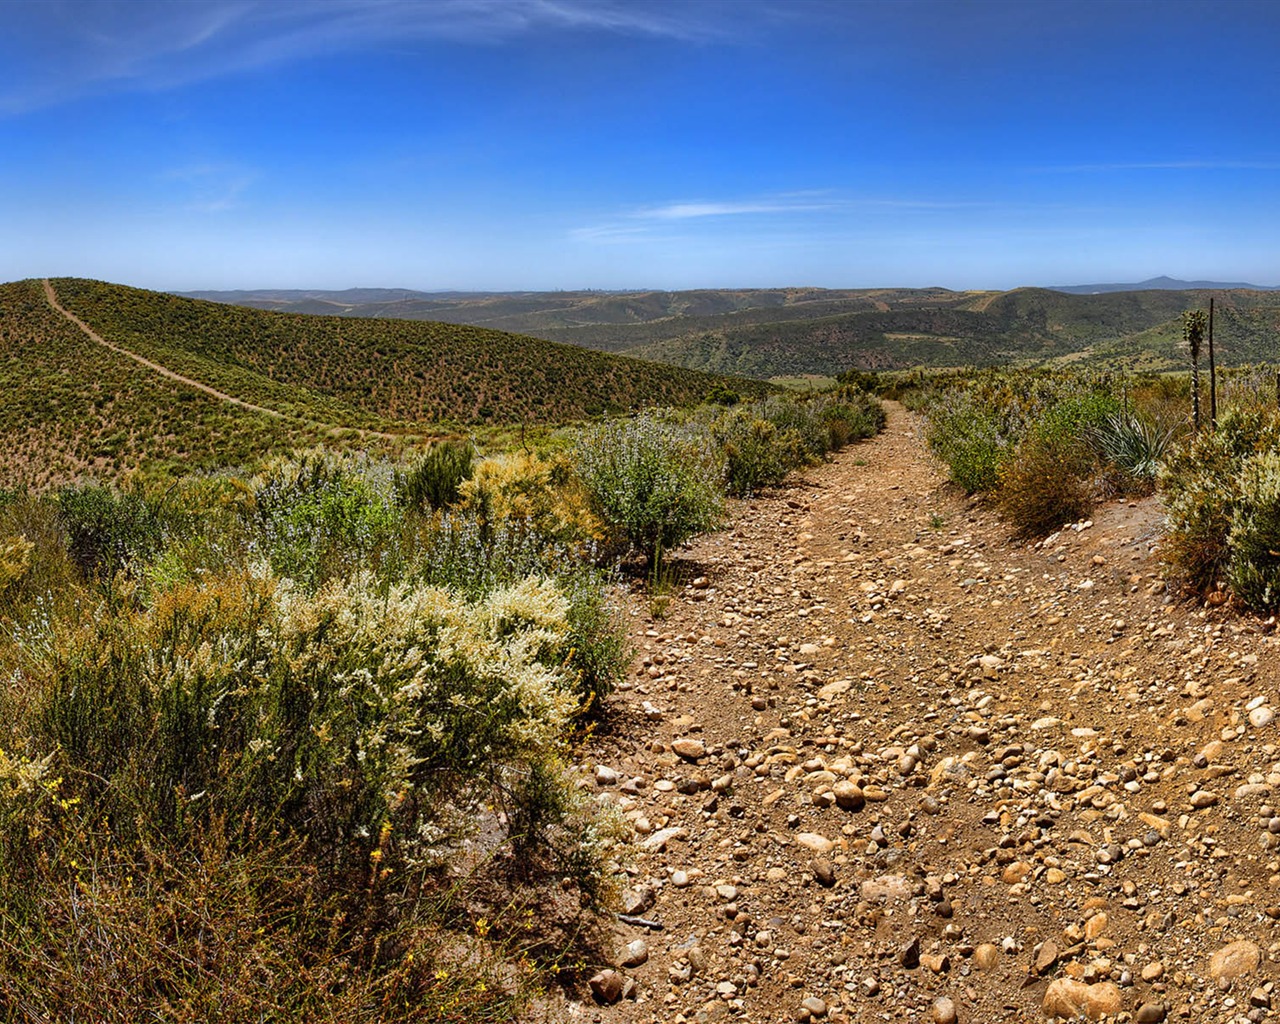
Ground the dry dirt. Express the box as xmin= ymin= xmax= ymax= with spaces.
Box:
xmin=566 ymin=401 xmax=1280 ymax=1023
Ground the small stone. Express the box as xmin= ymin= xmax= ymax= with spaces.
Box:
xmin=900 ymin=936 xmax=921 ymax=969
xmin=1190 ymin=790 xmax=1219 ymax=809
xmin=800 ymin=995 xmax=828 ymax=1018
xmin=1135 ymin=1003 xmax=1168 ymax=1023
xmin=590 ymin=969 xmax=625 ymax=1004
xmin=973 ymin=943 xmax=1000 ymax=970
xmin=620 ymin=938 xmax=649 ymax=967
xmin=1250 ymin=706 xmax=1275 ymax=729
xmin=1140 ymin=962 xmax=1165 ymax=982
xmin=812 ymin=857 xmax=836 ymax=887
xmin=1209 ymin=940 xmax=1261 ymax=983
xmin=594 ymin=764 xmax=619 ymax=786
xmin=920 ymin=952 xmax=950 ymax=974
xmin=641 ymin=827 xmax=686 ymax=851
xmin=1002 ymin=860 xmax=1032 ymax=884
xmin=931 ymin=996 xmax=958 ymax=1024
xmin=833 ymin=780 xmax=865 ymax=809
xmin=622 ymin=886 xmax=654 ymax=915
xmin=796 ymin=832 xmax=835 ymax=856
xmin=1034 ymin=940 xmax=1060 ymax=974
xmin=672 ymin=738 xmax=706 ymax=761
xmin=672 ymin=869 xmax=690 ymax=887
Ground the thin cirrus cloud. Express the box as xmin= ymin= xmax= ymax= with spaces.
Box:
xmin=571 ymin=192 xmax=1000 ymax=243
xmin=0 ymin=0 xmax=732 ymax=115
xmin=159 ymin=163 xmax=259 ymax=214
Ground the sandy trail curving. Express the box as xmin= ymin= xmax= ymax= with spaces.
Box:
xmin=42 ymin=279 xmax=417 ymax=442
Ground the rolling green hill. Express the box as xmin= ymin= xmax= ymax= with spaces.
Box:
xmin=608 ymin=287 xmax=1280 ymax=377
xmin=0 ymin=278 xmax=770 ymax=487
xmin=184 ymin=284 xmax=1280 ymax=379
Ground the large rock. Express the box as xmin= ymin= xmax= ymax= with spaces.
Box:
xmin=589 ymin=969 xmax=625 ymax=1004
xmin=1043 ymin=978 xmax=1122 ymax=1019
xmin=1209 ymin=940 xmax=1261 ymax=983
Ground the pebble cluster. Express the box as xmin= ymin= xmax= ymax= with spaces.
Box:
xmin=559 ymin=405 xmax=1279 ymax=1024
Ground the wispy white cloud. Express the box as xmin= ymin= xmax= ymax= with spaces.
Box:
xmin=634 ymin=198 xmax=843 ymax=220
xmin=160 ymin=163 xmax=258 ymax=213
xmin=0 ymin=0 xmax=730 ymax=115
xmin=572 ymin=190 xmax=999 ymax=243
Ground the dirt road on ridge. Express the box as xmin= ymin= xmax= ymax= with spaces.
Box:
xmin=42 ymin=279 xmax=414 ymax=442
xmin=570 ymin=401 xmax=1280 ymax=1024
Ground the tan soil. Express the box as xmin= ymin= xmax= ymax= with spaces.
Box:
xmin=568 ymin=401 xmax=1280 ymax=1023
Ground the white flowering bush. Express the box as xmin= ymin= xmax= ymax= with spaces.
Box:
xmin=37 ymin=566 xmax=588 ymax=874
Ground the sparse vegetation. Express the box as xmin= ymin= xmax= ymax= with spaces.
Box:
xmin=48 ymin=278 xmax=771 ymax=435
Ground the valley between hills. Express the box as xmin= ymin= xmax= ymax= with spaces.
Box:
xmin=2 ymin=271 xmax=1278 ymax=1024
xmin=182 ymin=280 xmax=1280 ymax=383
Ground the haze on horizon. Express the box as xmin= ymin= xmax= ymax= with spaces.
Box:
xmin=2 ymin=0 xmax=1278 ymax=293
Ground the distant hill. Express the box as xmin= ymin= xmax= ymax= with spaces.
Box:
xmin=1048 ymin=275 xmax=1280 ymax=294
xmin=0 ymin=278 xmax=769 ymax=487
xmin=177 ymin=282 xmax=1280 ymax=381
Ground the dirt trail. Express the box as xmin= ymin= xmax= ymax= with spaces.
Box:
xmin=572 ymin=402 xmax=1280 ymax=1024
xmin=43 ymin=278 xmax=289 ymax=420
xmin=42 ymin=279 xmax=415 ymax=442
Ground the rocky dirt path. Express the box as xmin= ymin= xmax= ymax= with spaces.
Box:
xmin=572 ymin=401 xmax=1280 ymax=1024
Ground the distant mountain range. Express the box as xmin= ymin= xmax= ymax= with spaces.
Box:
xmin=178 ymin=281 xmax=1280 ymax=380
xmin=1048 ymin=276 xmax=1280 ymax=294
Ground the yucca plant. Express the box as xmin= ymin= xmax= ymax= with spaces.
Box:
xmin=1090 ymin=411 xmax=1177 ymax=489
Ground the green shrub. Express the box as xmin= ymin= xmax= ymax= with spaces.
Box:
xmin=55 ymin=484 xmax=160 ymax=582
xmin=714 ymin=414 xmax=790 ymax=495
xmin=575 ymin=414 xmax=725 ymax=564
xmin=819 ymin=390 xmax=886 ymax=449
xmin=397 ymin=439 xmax=475 ymax=511
xmin=926 ymin=393 xmax=1014 ymax=493
xmin=247 ymin=451 xmax=404 ymax=588
xmin=708 ymin=390 xmax=885 ymax=497
xmin=1227 ymin=451 xmax=1280 ymax=611
xmin=1160 ymin=408 xmax=1280 ymax=595
xmin=995 ymin=393 xmax=1118 ymax=537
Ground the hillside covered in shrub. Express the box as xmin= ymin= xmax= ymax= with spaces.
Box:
xmin=185 ymin=284 xmax=1280 ymax=380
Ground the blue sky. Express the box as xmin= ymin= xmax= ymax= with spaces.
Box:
xmin=2 ymin=0 xmax=1278 ymax=290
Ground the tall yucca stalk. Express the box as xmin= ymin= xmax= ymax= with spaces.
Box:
xmin=1183 ymin=310 xmax=1207 ymax=432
